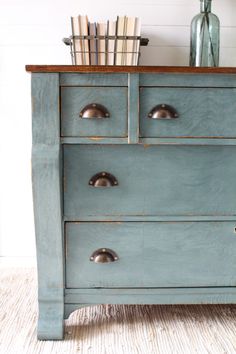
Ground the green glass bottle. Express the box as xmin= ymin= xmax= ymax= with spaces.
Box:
xmin=190 ymin=0 xmax=220 ymax=67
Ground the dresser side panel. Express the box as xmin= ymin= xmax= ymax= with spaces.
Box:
xmin=31 ymin=73 xmax=64 ymax=339
xmin=32 ymin=73 xmax=60 ymax=145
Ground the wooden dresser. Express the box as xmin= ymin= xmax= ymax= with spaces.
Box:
xmin=26 ymin=65 xmax=236 ymax=340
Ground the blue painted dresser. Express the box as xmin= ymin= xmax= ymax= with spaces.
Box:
xmin=26 ymin=65 xmax=236 ymax=340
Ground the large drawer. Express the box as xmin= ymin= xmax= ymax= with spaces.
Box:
xmin=61 ymin=87 xmax=128 ymax=137
xmin=65 ymin=221 xmax=236 ymax=288
xmin=140 ymin=87 xmax=236 ymax=137
xmin=63 ymin=145 xmax=236 ymax=218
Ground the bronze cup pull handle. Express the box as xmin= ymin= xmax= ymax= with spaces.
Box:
xmin=79 ymin=103 xmax=110 ymax=119
xmin=148 ymin=104 xmax=179 ymax=120
xmin=90 ymin=248 xmax=119 ymax=263
xmin=89 ymin=172 xmax=118 ymax=187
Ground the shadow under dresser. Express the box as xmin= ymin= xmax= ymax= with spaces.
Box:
xmin=26 ymin=65 xmax=236 ymax=340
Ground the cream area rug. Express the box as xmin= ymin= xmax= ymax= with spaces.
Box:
xmin=1 ymin=267 xmax=236 ymax=354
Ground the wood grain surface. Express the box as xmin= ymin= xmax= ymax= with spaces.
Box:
xmin=61 ymin=86 xmax=128 ymax=137
xmin=25 ymin=65 xmax=236 ymax=74
xmin=65 ymin=222 xmax=236 ymax=289
xmin=140 ymin=87 xmax=236 ymax=138
xmin=32 ymin=73 xmax=64 ymax=339
xmin=1 ymin=267 xmax=236 ymax=354
xmin=63 ymin=145 xmax=236 ymax=218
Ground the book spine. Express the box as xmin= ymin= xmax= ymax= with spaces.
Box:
xmin=123 ymin=16 xmax=128 ymax=65
xmin=71 ymin=16 xmax=83 ymax=65
xmin=107 ymin=20 xmax=116 ymax=65
xmin=79 ymin=15 xmax=90 ymax=65
xmin=126 ymin=17 xmax=136 ymax=66
xmin=97 ymin=23 xmax=106 ymax=65
xmin=89 ymin=23 xmax=97 ymax=65
xmin=78 ymin=15 xmax=84 ymax=65
xmin=133 ymin=17 xmax=141 ymax=65
xmin=115 ymin=16 xmax=125 ymax=65
xmin=70 ymin=15 xmax=142 ymax=66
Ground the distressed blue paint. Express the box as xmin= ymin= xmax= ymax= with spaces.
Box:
xmin=64 ymin=144 xmax=236 ymax=218
xmin=61 ymin=137 xmax=236 ymax=145
xmin=64 ymin=287 xmax=236 ymax=319
xmin=128 ymin=73 xmax=139 ymax=143
xmin=140 ymin=73 xmax=236 ymax=87
xmin=65 ymin=222 xmax=236 ymax=288
xmin=64 ymin=289 xmax=236 ymax=319
xmin=30 ymin=68 xmax=236 ymax=340
xmin=63 ymin=215 xmax=236 ymax=222
xmin=60 ymin=73 xmax=128 ymax=86
xmin=140 ymin=87 xmax=236 ymax=138
xmin=32 ymin=73 xmax=64 ymax=340
xmin=61 ymin=86 xmax=128 ymax=137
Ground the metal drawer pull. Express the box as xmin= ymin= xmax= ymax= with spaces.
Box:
xmin=90 ymin=248 xmax=119 ymax=263
xmin=89 ymin=172 xmax=118 ymax=187
xmin=79 ymin=103 xmax=110 ymax=119
xmin=148 ymin=104 xmax=179 ymax=120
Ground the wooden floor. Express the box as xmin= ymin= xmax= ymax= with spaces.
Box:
xmin=1 ymin=267 xmax=236 ymax=354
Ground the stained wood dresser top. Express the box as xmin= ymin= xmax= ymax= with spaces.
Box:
xmin=25 ymin=65 xmax=236 ymax=74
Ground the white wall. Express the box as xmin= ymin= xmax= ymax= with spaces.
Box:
xmin=1 ymin=0 xmax=236 ymax=260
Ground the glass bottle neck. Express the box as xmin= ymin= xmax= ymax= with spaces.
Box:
xmin=200 ymin=0 xmax=212 ymax=13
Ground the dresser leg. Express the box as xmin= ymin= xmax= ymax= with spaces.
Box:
xmin=31 ymin=73 xmax=64 ymax=341
xmin=32 ymin=144 xmax=64 ymax=340
xmin=37 ymin=302 xmax=64 ymax=340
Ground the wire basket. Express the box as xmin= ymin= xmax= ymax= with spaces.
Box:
xmin=63 ymin=35 xmax=149 ymax=66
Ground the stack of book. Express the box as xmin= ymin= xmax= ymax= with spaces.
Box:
xmin=71 ymin=15 xmax=141 ymax=66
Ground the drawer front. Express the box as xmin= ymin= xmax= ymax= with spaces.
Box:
xmin=61 ymin=87 xmax=128 ymax=137
xmin=64 ymin=145 xmax=236 ymax=218
xmin=140 ymin=87 xmax=236 ymax=137
xmin=66 ymin=221 xmax=236 ymax=288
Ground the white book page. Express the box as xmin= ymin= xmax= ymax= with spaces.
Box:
xmin=133 ymin=17 xmax=141 ymax=65
xmin=89 ymin=23 xmax=97 ymax=65
xmin=79 ymin=15 xmax=90 ymax=65
xmin=126 ymin=17 xmax=136 ymax=66
xmin=107 ymin=20 xmax=116 ymax=65
xmin=97 ymin=23 xmax=106 ymax=65
xmin=115 ymin=16 xmax=125 ymax=65
xmin=71 ymin=16 xmax=82 ymax=65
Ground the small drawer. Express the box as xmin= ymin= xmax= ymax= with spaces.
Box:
xmin=64 ymin=145 xmax=236 ymax=218
xmin=140 ymin=87 xmax=236 ymax=138
xmin=65 ymin=221 xmax=236 ymax=288
xmin=61 ymin=87 xmax=128 ymax=137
